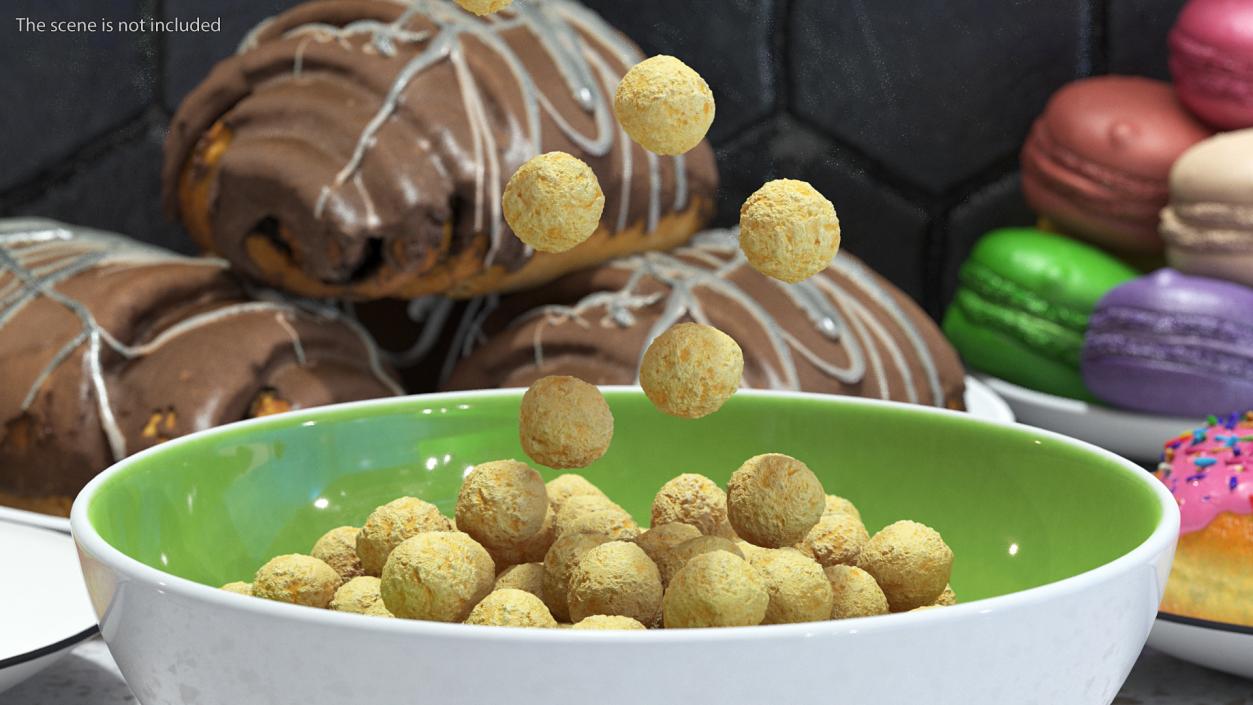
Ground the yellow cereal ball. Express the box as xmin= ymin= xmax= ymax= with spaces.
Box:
xmin=519 ymin=376 xmax=614 ymax=469
xmin=220 ymin=581 xmax=252 ymax=596
xmin=571 ymin=614 xmax=647 ymax=630
xmin=494 ymin=562 xmax=546 ymax=599
xmin=456 ymin=459 xmax=548 ymax=555
xmin=454 ymin=0 xmax=511 ymax=16
xmin=553 ymin=494 xmax=635 ymax=539
xmin=330 ymin=576 xmax=391 ymax=616
xmin=542 ymin=531 xmax=614 ymax=622
xmin=312 ymin=526 xmax=364 ymax=581
xmin=559 ymin=510 xmax=640 ymax=542
xmin=746 ymin=548 xmax=833 ymax=624
xmin=800 ymin=512 xmax=869 ymax=567
xmin=465 ymin=588 xmax=558 ymax=628
xmin=380 ymin=532 xmax=495 ymax=622
xmin=662 ymin=550 xmax=768 ymax=628
xmin=726 ymin=453 xmax=825 ymax=548
xmin=640 ymin=323 xmax=743 ymax=419
xmin=488 ymin=506 xmax=556 ymax=568
xmin=357 ymin=497 xmax=452 ymax=576
xmin=253 ymin=554 xmax=341 ymax=608
xmin=567 ymin=541 xmax=663 ymax=626
xmin=546 ymin=474 xmax=607 ymax=514
xmin=824 ymin=494 xmax=862 ymax=521
xmin=935 ymin=583 xmax=958 ymax=607
xmin=651 ymin=473 xmax=735 ymax=538
xmin=503 ymin=151 xmax=604 ymax=253
xmin=656 ymin=535 xmax=743 ymax=587
xmin=856 ymin=520 xmax=953 ymax=612
xmin=635 ymin=522 xmax=702 ymax=568
xmin=824 ymin=564 xmax=889 ymax=620
xmin=739 ymin=179 xmax=841 ymax=283
xmin=613 ymin=55 xmax=714 ymax=156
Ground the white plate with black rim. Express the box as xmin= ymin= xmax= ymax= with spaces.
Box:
xmin=976 ymin=375 xmax=1193 ymax=463
xmin=1149 ymin=612 xmax=1253 ymax=680
xmin=0 ymin=521 xmax=98 ymax=695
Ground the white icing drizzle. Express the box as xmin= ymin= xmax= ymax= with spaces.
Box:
xmin=241 ymin=0 xmax=686 ymax=266
xmin=413 ymin=228 xmax=945 ymax=404
xmin=0 ymin=219 xmax=402 ymax=461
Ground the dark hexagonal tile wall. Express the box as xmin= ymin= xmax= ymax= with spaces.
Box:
xmin=0 ymin=0 xmax=153 ymax=191
xmin=789 ymin=0 xmax=1090 ymax=195
xmin=580 ymin=0 xmax=780 ymax=144
xmin=1106 ymin=0 xmax=1187 ymax=80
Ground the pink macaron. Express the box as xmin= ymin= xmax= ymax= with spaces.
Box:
xmin=1169 ymin=0 xmax=1253 ymax=129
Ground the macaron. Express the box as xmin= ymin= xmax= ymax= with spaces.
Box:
xmin=1160 ymin=129 xmax=1253 ymax=288
xmin=943 ymin=228 xmax=1139 ymax=401
xmin=1169 ymin=0 xmax=1253 ymax=129
xmin=1082 ymin=269 xmax=1253 ymax=418
xmin=1021 ymin=76 xmax=1212 ymax=255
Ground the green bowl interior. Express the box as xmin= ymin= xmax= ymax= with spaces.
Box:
xmin=89 ymin=391 xmax=1162 ymax=602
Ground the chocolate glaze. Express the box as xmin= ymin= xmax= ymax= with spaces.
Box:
xmin=163 ymin=0 xmax=716 ymax=298
xmin=441 ymin=229 xmax=966 ymax=408
xmin=0 ymin=219 xmax=402 ymax=515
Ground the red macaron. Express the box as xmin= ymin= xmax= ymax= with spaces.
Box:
xmin=1170 ymin=0 xmax=1253 ymax=130
xmin=1021 ymin=76 xmax=1212 ymax=254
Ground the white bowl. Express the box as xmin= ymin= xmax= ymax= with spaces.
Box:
xmin=71 ymin=391 xmax=1177 ymax=705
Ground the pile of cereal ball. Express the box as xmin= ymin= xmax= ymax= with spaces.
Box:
xmin=222 ymin=455 xmax=955 ymax=629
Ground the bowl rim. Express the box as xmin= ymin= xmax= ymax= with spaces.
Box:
xmin=70 ymin=387 xmax=1180 ymax=643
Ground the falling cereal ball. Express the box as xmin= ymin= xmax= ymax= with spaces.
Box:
xmin=651 ymin=473 xmax=735 ymax=538
xmin=567 ymin=541 xmax=664 ymax=625
xmin=220 ymin=581 xmax=252 ymax=596
xmin=824 ymin=565 xmax=889 ymax=620
xmin=856 ymin=520 xmax=953 ymax=612
xmin=454 ymin=0 xmax=512 ymax=16
xmin=739 ymin=179 xmax=841 ymax=284
xmin=640 ymin=323 xmax=744 ymax=419
xmin=520 ymin=376 xmax=614 ymax=469
xmin=330 ymin=576 xmax=391 ymax=617
xmin=494 ymin=562 xmax=546 ymax=600
xmin=465 ymin=589 xmax=559 ymax=628
xmin=253 ymin=554 xmax=342 ymax=608
xmin=380 ymin=532 xmax=496 ymax=622
xmin=312 ymin=526 xmax=364 ymax=581
xmin=726 ymin=453 xmax=825 ymax=548
xmin=663 ymin=550 xmax=768 ymax=628
xmin=746 ymin=548 xmax=833 ymax=624
xmin=356 ymin=497 xmax=452 ymax=576
xmin=456 ymin=460 xmax=549 ymax=555
xmin=800 ymin=511 xmax=869 ymax=567
xmin=614 ymin=55 xmax=715 ymax=156
xmin=571 ymin=614 xmax=647 ymax=630
xmin=503 ymin=151 xmax=605 ymax=253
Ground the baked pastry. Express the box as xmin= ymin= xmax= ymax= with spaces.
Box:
xmin=1170 ymin=0 xmax=1253 ymax=130
xmin=943 ymin=228 xmax=1137 ymax=401
xmin=0 ymin=219 xmax=401 ymax=516
xmin=163 ymin=0 xmax=717 ymax=300
xmin=1156 ymin=411 xmax=1253 ymax=627
xmin=1020 ymin=76 xmax=1211 ymax=255
xmin=1082 ymin=269 xmax=1253 ymax=418
xmin=442 ymin=229 xmax=967 ymax=409
xmin=1160 ymin=129 xmax=1253 ymax=289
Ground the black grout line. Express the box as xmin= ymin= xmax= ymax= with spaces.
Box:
xmin=0 ymin=108 xmax=166 ymax=213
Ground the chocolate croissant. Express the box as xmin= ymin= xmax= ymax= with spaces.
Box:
xmin=163 ymin=0 xmax=717 ymax=300
xmin=0 ymin=219 xmax=402 ymax=516
xmin=442 ymin=229 xmax=967 ymax=408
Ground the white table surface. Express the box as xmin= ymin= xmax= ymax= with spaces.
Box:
xmin=3 ymin=639 xmax=1247 ymax=704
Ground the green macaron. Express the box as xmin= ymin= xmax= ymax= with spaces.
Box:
xmin=942 ymin=228 xmax=1137 ymax=400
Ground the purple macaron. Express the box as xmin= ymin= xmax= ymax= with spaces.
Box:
xmin=1082 ymin=269 xmax=1253 ymax=417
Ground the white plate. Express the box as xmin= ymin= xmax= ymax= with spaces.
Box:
xmin=1148 ymin=613 xmax=1253 ymax=680
xmin=0 ymin=505 xmax=70 ymax=534
xmin=977 ymin=375 xmax=1195 ymax=462
xmin=0 ymin=521 xmax=99 ymax=695
xmin=962 ymin=375 xmax=1014 ymax=424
